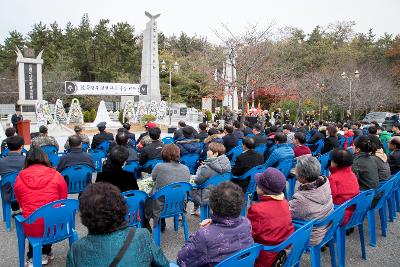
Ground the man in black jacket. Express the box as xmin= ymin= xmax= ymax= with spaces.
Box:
xmin=0 ymin=135 xmax=25 ymax=176
xmin=57 ymin=135 xmax=95 ymax=172
xmin=388 ymin=137 xmax=400 ymax=175
xmin=139 ymin=127 xmax=164 ymax=169
xmin=222 ymin=125 xmax=238 ymax=152
xmin=108 ymin=132 xmax=138 ymax=162
xmin=11 ymin=107 xmax=23 ymax=132
xmin=233 ymin=120 xmax=244 ymax=139
xmin=195 ymin=122 xmax=208 ymax=142
xmin=96 ymin=146 xmax=139 ymax=193
xmin=252 ymin=124 xmax=268 ymax=147
xmin=231 ymin=137 xmax=264 ymax=192
xmin=1 ymin=127 xmax=16 ymax=153
xmin=121 ymin=122 xmax=136 ymax=142
xmin=91 ymin=122 xmax=114 ymax=149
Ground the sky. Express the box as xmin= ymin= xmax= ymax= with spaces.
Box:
xmin=1 ymin=0 xmax=399 ymax=44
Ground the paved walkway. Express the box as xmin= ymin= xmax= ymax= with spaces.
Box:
xmin=1 ymin=200 xmax=400 ymax=266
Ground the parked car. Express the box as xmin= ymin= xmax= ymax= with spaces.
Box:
xmin=382 ymin=113 xmax=400 ymax=131
xmin=363 ymin=112 xmax=395 ymax=126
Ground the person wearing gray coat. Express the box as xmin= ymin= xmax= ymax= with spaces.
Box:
xmin=289 ymin=155 xmax=334 ymax=246
xmin=144 ymin=144 xmax=190 ymax=232
xmin=191 ymin=143 xmax=231 ymax=214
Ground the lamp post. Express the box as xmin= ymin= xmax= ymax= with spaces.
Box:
xmin=341 ymin=70 xmax=360 ymax=118
xmin=161 ymin=60 xmax=179 ymax=126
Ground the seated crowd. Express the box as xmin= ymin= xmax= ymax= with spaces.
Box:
xmin=1 ymin=115 xmax=400 ymax=267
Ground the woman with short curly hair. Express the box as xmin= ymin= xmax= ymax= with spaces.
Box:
xmin=66 ymin=183 xmax=169 ymax=267
xmin=177 ymin=182 xmax=254 ymax=267
xmin=191 ymin=142 xmax=231 ymax=215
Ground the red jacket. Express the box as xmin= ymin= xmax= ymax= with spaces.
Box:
xmin=14 ymin=164 xmax=68 ymax=237
xmin=293 ymin=145 xmax=311 ymax=158
xmin=328 ymin=166 xmax=360 ymax=225
xmin=247 ymin=195 xmax=294 ymax=267
xmin=343 ymin=130 xmax=354 ymax=148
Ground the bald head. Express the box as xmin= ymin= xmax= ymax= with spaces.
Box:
xmin=69 ymin=135 xmax=82 ymax=148
xmin=389 ymin=136 xmax=400 ymax=150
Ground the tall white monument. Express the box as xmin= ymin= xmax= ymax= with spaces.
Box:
xmin=222 ymin=48 xmax=238 ymax=111
xmin=90 ymin=100 xmax=121 ymax=128
xmin=16 ymin=47 xmax=44 ymax=111
xmin=140 ymin=11 xmax=161 ymax=102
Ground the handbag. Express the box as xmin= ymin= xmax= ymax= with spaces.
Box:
xmin=1 ymin=182 xmax=12 ymax=203
xmin=272 ymin=249 xmax=287 ymax=267
xmin=109 ymin=228 xmax=136 ymax=267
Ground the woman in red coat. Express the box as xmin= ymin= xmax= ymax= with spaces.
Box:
xmin=14 ymin=147 xmax=68 ymax=266
xmin=247 ymin=167 xmax=294 ymax=267
xmin=328 ymin=148 xmax=360 ymax=225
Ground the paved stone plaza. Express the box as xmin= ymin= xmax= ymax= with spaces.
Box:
xmin=1 ymin=198 xmax=400 ymax=266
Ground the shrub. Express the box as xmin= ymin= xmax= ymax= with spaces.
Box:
xmin=204 ymin=110 xmax=212 ymax=122
xmin=89 ymin=109 xmax=97 ymax=122
xmin=142 ymin=114 xmax=156 ymax=123
xmin=118 ymin=110 xmax=123 ymax=123
xmin=83 ymin=110 xmax=90 ymax=122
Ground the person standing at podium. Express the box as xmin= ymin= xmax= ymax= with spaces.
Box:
xmin=11 ymin=106 xmax=23 ymax=133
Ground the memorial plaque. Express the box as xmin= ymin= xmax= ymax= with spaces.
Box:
xmin=180 ymin=108 xmax=187 ymax=116
xmin=24 ymin=64 xmax=37 ymax=100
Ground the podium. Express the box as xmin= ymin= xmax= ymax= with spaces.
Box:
xmin=17 ymin=120 xmax=31 ymax=145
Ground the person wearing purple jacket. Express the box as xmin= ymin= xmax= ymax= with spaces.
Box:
xmin=177 ymin=182 xmax=254 ymax=267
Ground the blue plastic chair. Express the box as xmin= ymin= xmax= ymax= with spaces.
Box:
xmin=215 ymin=244 xmax=263 ymax=267
xmin=306 ymin=132 xmax=311 ymax=142
xmin=306 ymin=139 xmax=324 ymax=156
xmin=61 ymin=164 xmax=95 ymax=194
xmin=143 ymin=159 xmax=164 ymax=172
xmin=0 ymin=171 xmax=19 ymax=231
xmin=367 ymin=179 xmax=395 ymax=247
xmin=226 ymin=145 xmax=243 ymax=166
xmin=21 ymin=148 xmax=28 ymax=156
xmin=293 ymin=204 xmax=348 ymax=267
xmin=15 ymin=199 xmax=79 ymax=267
xmin=277 ymin=160 xmax=292 ymax=178
xmin=180 ymin=153 xmax=200 ymax=174
xmin=233 ymin=165 xmax=266 ymax=216
xmin=318 ymin=152 xmax=331 ymax=176
xmin=97 ymin=140 xmax=113 ymax=153
xmin=254 ymin=144 xmax=267 ymax=155
xmin=40 ymin=145 xmax=58 ymax=155
xmin=388 ymin=171 xmax=400 ymax=221
xmin=336 ymin=190 xmax=375 ymax=267
xmin=122 ymin=190 xmax=148 ymax=227
xmin=1 ymin=147 xmax=10 ymax=157
xmin=2 ymin=147 xmax=29 ymax=157
xmin=89 ymin=149 xmax=107 ymax=172
xmin=151 ymin=182 xmax=192 ymax=246
xmin=237 ymin=138 xmax=243 ymax=147
xmin=47 ymin=153 xmax=60 ymax=167
xmin=194 ymin=172 xmax=232 ymax=221
xmin=123 ymin=161 xmax=140 ymax=179
xmin=277 ymin=161 xmax=294 ymax=200
xmin=162 ymin=136 xmax=174 ymax=144
xmin=81 ymin=143 xmax=89 ymax=152
xmin=263 ymin=220 xmax=315 ymax=267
